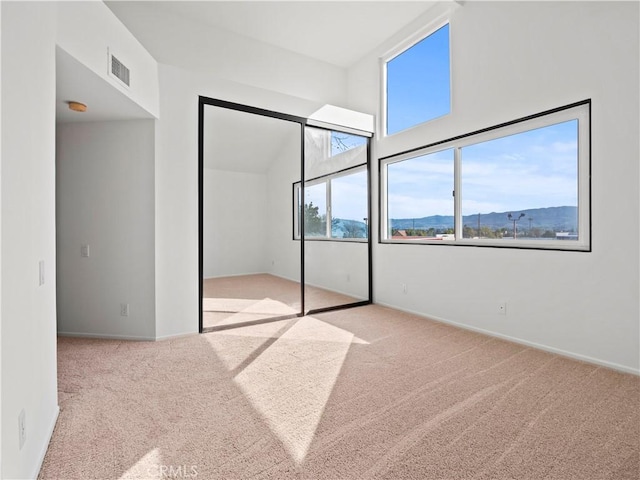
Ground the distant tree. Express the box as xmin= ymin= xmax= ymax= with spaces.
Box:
xmin=529 ymin=227 xmax=543 ymax=238
xmin=406 ymin=228 xmax=430 ymax=237
xmin=479 ymin=226 xmax=497 ymax=238
xmin=541 ymin=230 xmax=556 ymax=238
xmin=332 ymin=133 xmax=350 ymax=153
xmin=331 ymin=132 xmax=365 ymax=154
xmin=304 ymin=202 xmax=326 ymax=235
xmin=463 ymin=225 xmax=475 ymax=238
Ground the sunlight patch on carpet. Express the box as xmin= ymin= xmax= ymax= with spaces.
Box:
xmin=118 ymin=448 xmax=163 ymax=479
xmin=203 ymin=297 xmax=297 ymax=315
xmin=202 ymin=297 xmax=298 ymax=328
xmin=234 ymin=316 xmax=353 ymax=463
xmin=202 ymin=319 xmax=293 ymax=370
xmin=207 ymin=316 xmax=367 ymax=463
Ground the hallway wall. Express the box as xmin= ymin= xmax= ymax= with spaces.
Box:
xmin=1 ymin=3 xmax=59 ymax=478
xmin=56 ymin=120 xmax=156 ymax=340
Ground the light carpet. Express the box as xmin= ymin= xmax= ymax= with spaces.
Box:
xmin=40 ymin=305 xmax=639 ymax=479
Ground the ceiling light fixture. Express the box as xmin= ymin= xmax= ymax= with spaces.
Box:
xmin=68 ymin=101 xmax=87 ymax=113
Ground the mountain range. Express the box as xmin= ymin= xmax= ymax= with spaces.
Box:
xmin=390 ymin=206 xmax=578 ymax=232
xmin=328 ymin=206 xmax=578 ymax=238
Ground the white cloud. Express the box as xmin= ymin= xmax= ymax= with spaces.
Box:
xmin=388 ymin=194 xmax=454 ymax=218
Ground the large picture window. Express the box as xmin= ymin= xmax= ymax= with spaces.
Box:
xmin=384 ymin=22 xmax=450 ymax=136
xmin=380 ymin=101 xmax=591 ymax=251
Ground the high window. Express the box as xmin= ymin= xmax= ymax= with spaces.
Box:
xmin=384 ymin=22 xmax=450 ymax=136
xmin=380 ymin=101 xmax=591 ymax=251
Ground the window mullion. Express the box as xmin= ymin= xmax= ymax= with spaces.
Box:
xmin=295 ymin=184 xmax=301 ymax=239
xmin=326 ymin=179 xmax=332 ymax=238
xmin=380 ymin=163 xmax=388 ymax=240
xmin=454 ymin=147 xmax=462 ymax=241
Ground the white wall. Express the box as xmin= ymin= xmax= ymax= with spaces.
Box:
xmin=304 ymin=241 xmax=369 ymax=300
xmin=266 ymin=135 xmax=301 ymax=283
xmin=348 ymin=1 xmax=640 ymax=373
xmin=1 ymin=3 xmax=59 ymax=478
xmin=56 ymin=120 xmax=156 ymax=340
xmin=203 ymin=169 xmax=268 ymax=278
xmin=56 ymin=1 xmax=159 ymax=118
xmin=0 ymin=3 xmax=3 ymax=474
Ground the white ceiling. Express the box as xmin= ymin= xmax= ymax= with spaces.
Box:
xmin=105 ymin=1 xmax=438 ymax=68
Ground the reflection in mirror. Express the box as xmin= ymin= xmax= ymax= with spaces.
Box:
xmin=202 ymin=104 xmax=301 ymax=330
xmin=303 ymin=126 xmax=370 ymax=313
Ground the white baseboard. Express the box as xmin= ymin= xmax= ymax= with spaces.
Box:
xmin=204 ymin=272 xmax=302 ymax=284
xmin=58 ymin=330 xmax=201 ymax=342
xmin=374 ymin=301 xmax=640 ymax=376
xmin=155 ymin=331 xmax=198 ymax=341
xmin=267 ymin=272 xmax=300 ymax=284
xmin=304 ymin=280 xmax=366 ymax=303
xmin=203 ymin=271 xmax=267 ymax=280
xmin=57 ymin=331 xmax=155 ymax=341
xmin=32 ymin=405 xmax=60 ymax=480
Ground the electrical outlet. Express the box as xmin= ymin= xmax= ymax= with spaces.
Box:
xmin=120 ymin=303 xmax=129 ymax=317
xmin=18 ymin=409 xmax=26 ymax=450
xmin=38 ymin=260 xmax=45 ymax=286
xmin=81 ymin=245 xmax=90 ymax=258
xmin=498 ymin=302 xmax=507 ymax=315
xmin=402 ymin=283 xmax=408 ymax=294
xmin=346 ymin=273 xmax=351 ymax=282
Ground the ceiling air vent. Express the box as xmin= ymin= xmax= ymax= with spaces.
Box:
xmin=108 ymin=49 xmax=130 ymax=88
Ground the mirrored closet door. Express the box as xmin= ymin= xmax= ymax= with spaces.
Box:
xmin=301 ymin=126 xmax=371 ymax=314
xmin=199 ymin=97 xmax=373 ymax=332
xmin=200 ymin=100 xmax=303 ymax=331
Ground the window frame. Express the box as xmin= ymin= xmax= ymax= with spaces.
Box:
xmin=294 ymin=164 xmax=369 ymax=243
xmin=380 ymin=15 xmax=452 ymax=138
xmin=379 ymin=100 xmax=592 ymax=252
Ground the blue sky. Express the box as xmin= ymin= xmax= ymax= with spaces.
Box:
xmin=331 ymin=170 xmax=367 ymax=220
xmin=460 ymin=120 xmax=578 ymax=216
xmin=387 ymin=23 xmax=450 ymax=135
xmin=304 ymin=169 xmax=368 ymax=223
xmin=387 ymin=120 xmax=579 ymax=219
xmin=387 ymin=149 xmax=454 ymax=220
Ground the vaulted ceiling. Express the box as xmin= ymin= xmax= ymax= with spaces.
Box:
xmin=105 ymin=1 xmax=438 ymax=69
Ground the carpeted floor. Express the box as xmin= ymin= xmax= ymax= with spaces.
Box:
xmin=202 ymin=274 xmax=362 ymax=328
xmin=40 ymin=305 xmax=639 ymax=479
